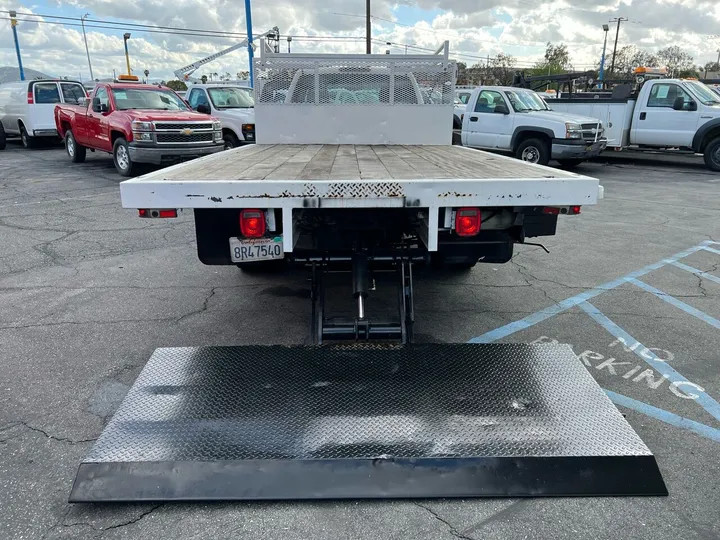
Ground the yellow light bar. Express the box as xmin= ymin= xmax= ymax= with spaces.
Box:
xmin=118 ymin=74 xmax=140 ymax=82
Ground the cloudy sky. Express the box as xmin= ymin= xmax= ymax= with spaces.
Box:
xmin=1 ymin=0 xmax=719 ymax=82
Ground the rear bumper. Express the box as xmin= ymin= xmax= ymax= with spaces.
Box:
xmin=128 ymin=144 xmax=224 ymax=164
xmin=552 ymin=139 xmax=607 ymax=159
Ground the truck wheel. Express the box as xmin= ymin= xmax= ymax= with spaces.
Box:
xmin=704 ymin=138 xmax=720 ymax=172
xmin=113 ymin=137 xmax=136 ymax=177
xmin=65 ymin=130 xmax=86 ymax=163
xmin=557 ymin=159 xmax=583 ymax=168
xmin=19 ymin=124 xmax=36 ymax=149
xmin=223 ymin=133 xmax=240 ymax=150
xmin=516 ymin=138 xmax=550 ymax=166
xmin=0 ymin=123 xmax=6 ymax=150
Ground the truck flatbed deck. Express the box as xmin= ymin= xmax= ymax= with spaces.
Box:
xmin=121 ymin=145 xmax=600 ymax=205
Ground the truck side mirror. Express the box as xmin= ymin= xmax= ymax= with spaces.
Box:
xmin=92 ymin=97 xmax=101 ymax=112
xmin=197 ymin=104 xmax=211 ymax=114
xmin=672 ymin=96 xmax=696 ymax=111
xmin=495 ymin=103 xmax=510 ymax=115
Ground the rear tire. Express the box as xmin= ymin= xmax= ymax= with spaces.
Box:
xmin=19 ymin=124 xmax=36 ymax=149
xmin=704 ymin=138 xmax=720 ymax=172
xmin=557 ymin=158 xmax=583 ymax=168
xmin=65 ymin=130 xmax=86 ymax=163
xmin=113 ymin=137 xmax=136 ymax=177
xmin=516 ymin=138 xmax=550 ymax=166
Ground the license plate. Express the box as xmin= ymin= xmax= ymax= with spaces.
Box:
xmin=229 ymin=236 xmax=284 ymax=262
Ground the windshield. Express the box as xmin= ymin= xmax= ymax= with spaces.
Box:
xmin=208 ymin=87 xmax=254 ymax=109
xmin=504 ymin=89 xmax=550 ymax=112
xmin=111 ymin=88 xmax=189 ymax=111
xmin=684 ymin=81 xmax=720 ymax=106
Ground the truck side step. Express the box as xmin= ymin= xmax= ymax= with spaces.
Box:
xmin=69 ymin=343 xmax=667 ymax=502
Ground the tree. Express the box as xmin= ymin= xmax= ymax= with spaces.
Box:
xmin=201 ymin=75 xmax=208 ymax=84
xmin=456 ymin=62 xmax=468 ymax=85
xmin=165 ymin=80 xmax=187 ymax=91
xmin=605 ymin=45 xmax=659 ymax=77
xmin=657 ymin=46 xmax=694 ymax=77
xmin=487 ymin=53 xmax=516 ymax=85
xmin=528 ymin=42 xmax=573 ymax=78
xmin=703 ymin=61 xmax=720 ymax=77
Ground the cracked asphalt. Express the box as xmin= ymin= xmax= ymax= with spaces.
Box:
xmin=1 ymin=142 xmax=719 ymax=540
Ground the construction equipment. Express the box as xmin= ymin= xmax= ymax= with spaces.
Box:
xmin=70 ymin=43 xmax=668 ymax=502
xmin=173 ymin=28 xmax=280 ymax=84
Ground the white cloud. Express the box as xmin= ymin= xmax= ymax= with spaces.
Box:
xmin=1 ymin=0 xmax=719 ymax=82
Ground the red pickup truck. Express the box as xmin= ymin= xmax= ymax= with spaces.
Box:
xmin=55 ymin=82 xmax=223 ymax=176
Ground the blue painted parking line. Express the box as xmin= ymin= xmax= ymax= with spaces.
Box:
xmin=628 ymin=278 xmax=720 ymax=330
xmin=469 ymin=242 xmax=712 ymax=344
xmin=670 ymin=261 xmax=720 ymax=286
xmin=579 ymin=301 xmax=720 ymax=422
xmin=606 ymin=390 xmax=720 ymax=443
xmin=702 ymin=246 xmax=720 ymax=256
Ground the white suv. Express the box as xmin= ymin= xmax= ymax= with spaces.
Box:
xmin=185 ymin=83 xmax=255 ymax=149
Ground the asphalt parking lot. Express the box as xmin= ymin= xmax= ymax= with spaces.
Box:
xmin=1 ymin=141 xmax=719 ymax=540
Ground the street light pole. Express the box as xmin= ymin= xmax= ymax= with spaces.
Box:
xmin=598 ymin=24 xmax=610 ymax=89
xmin=81 ymin=14 xmax=94 ymax=81
xmin=608 ymin=17 xmax=627 ymax=77
xmin=244 ymin=0 xmax=254 ymax=87
xmin=287 ymin=36 xmax=292 ymax=53
xmin=9 ymin=11 xmax=25 ymax=81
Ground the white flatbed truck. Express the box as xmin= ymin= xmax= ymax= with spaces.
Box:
xmin=120 ymin=45 xmax=603 ymax=341
xmin=68 ymin=44 xmax=667 ymax=504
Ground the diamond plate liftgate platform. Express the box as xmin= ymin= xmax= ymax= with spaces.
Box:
xmin=70 ymin=344 xmax=667 ymax=501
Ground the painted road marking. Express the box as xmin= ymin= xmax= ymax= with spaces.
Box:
xmin=468 ymin=240 xmax=720 ymax=441
xmin=606 ymin=390 xmax=720 ymax=443
xmin=628 ymin=278 xmax=720 ymax=330
xmin=579 ymin=301 xmax=720 ymax=422
xmin=469 ymin=241 xmax=713 ymax=344
xmin=670 ymin=261 xmax=720 ymax=286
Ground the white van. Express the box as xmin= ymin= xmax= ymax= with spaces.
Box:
xmin=0 ymin=79 xmax=87 ymax=148
xmin=185 ymin=83 xmax=255 ymax=149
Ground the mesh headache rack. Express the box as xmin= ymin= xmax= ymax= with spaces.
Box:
xmin=253 ymin=41 xmax=456 ymax=145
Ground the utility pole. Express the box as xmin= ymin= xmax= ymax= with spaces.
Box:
xmin=608 ymin=17 xmax=627 ymax=77
xmin=81 ymin=13 xmax=94 ymax=81
xmin=9 ymin=11 xmax=25 ymax=81
xmin=598 ymin=24 xmax=610 ymax=88
xmin=365 ymin=0 xmax=371 ymax=54
xmin=244 ymin=0 xmax=254 ymax=87
xmin=287 ymin=36 xmax=292 ymax=53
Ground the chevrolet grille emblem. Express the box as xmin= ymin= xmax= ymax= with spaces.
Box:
xmin=181 ymin=128 xmax=194 ymax=135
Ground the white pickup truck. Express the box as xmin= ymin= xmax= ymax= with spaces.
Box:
xmin=460 ymin=86 xmax=607 ymax=167
xmin=119 ymin=45 xmax=603 ymax=343
xmin=184 ymin=83 xmax=255 ymax=149
xmin=549 ymin=78 xmax=720 ymax=171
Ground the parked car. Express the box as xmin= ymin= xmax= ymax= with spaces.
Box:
xmin=185 ymin=83 xmax=255 ymax=148
xmin=460 ymin=86 xmax=607 ymax=167
xmin=0 ymin=79 xmax=86 ymax=148
xmin=55 ymin=82 xmax=224 ymax=176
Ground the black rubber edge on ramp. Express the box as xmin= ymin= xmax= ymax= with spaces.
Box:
xmin=70 ymin=344 xmax=668 ymax=501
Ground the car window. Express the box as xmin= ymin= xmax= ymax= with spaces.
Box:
xmin=61 ymin=83 xmax=86 ymax=104
xmin=647 ymin=83 xmax=691 ymax=108
xmin=188 ymin=88 xmax=210 ymax=109
xmin=458 ymin=92 xmax=471 ymax=104
xmin=95 ymin=88 xmax=109 ymax=109
xmin=208 ymin=87 xmax=254 ymax=108
xmin=474 ymin=90 xmax=505 ymax=113
xmin=111 ymin=88 xmax=188 ymax=111
xmin=34 ymin=83 xmax=61 ymax=104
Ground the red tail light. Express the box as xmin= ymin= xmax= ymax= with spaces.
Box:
xmin=543 ymin=207 xmax=560 ymax=215
xmin=569 ymin=205 xmax=581 ymax=215
xmin=27 ymin=91 xmax=34 ymax=104
xmin=455 ymin=207 xmax=481 ymax=237
xmin=240 ymin=209 xmax=266 ymax=238
xmin=543 ymin=206 xmax=581 ymax=215
xmin=138 ymin=208 xmax=177 ymax=218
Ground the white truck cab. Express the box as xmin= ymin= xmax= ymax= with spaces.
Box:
xmin=460 ymin=86 xmax=607 ymax=167
xmin=185 ymin=83 xmax=255 ymax=148
xmin=550 ymin=77 xmax=720 ymax=171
